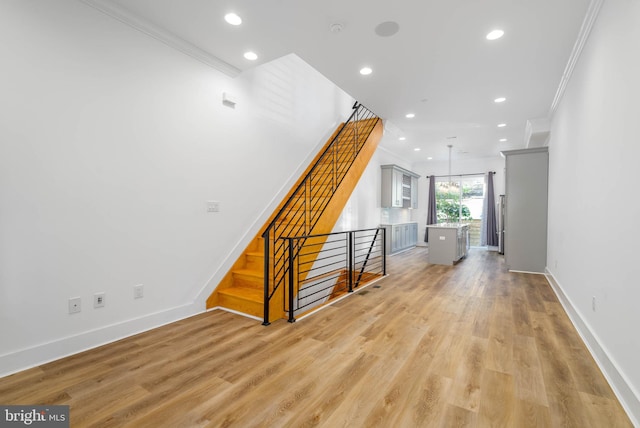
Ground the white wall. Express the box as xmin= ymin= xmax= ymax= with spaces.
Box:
xmin=546 ymin=0 xmax=640 ymax=422
xmin=334 ymin=141 xmax=416 ymax=232
xmin=0 ymin=0 xmax=353 ymax=375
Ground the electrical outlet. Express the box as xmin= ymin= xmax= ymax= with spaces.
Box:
xmin=68 ymin=297 xmax=81 ymax=314
xmin=134 ymin=284 xmax=144 ymax=299
xmin=94 ymin=292 xmax=105 ymax=308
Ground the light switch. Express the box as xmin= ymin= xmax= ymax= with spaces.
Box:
xmin=439 ymin=236 xmax=446 ymax=240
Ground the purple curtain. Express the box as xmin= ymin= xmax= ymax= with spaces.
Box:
xmin=482 ymin=172 xmax=499 ymax=246
xmin=424 ymin=175 xmax=437 ymax=242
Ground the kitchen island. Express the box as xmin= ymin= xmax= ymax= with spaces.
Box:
xmin=425 ymin=223 xmax=469 ymax=265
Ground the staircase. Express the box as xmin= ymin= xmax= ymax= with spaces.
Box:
xmin=206 ymin=104 xmax=383 ymax=322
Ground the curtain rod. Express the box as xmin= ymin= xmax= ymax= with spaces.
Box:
xmin=426 ymin=171 xmax=495 ymax=178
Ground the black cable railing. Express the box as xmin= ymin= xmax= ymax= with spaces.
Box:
xmin=283 ymin=227 xmax=386 ymax=323
xmin=261 ymin=102 xmax=380 ymax=325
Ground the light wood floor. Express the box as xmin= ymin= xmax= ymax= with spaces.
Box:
xmin=0 ymin=248 xmax=632 ymax=427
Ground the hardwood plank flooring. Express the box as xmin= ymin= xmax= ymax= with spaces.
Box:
xmin=0 ymin=248 xmax=632 ymax=427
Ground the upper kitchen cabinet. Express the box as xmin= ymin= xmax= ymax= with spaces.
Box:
xmin=381 ymin=165 xmax=420 ymax=208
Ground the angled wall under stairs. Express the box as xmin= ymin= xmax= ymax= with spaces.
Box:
xmin=206 ymin=115 xmax=383 ymax=322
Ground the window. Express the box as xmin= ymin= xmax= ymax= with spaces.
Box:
xmin=435 ymin=175 xmax=485 ymax=246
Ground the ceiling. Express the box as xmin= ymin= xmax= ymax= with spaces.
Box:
xmin=102 ymin=0 xmax=591 ymax=162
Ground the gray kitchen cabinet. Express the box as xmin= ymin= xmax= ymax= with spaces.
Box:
xmin=381 ymin=165 xmax=420 ymax=208
xmin=410 ymin=176 xmax=419 ymax=209
xmin=425 ymin=223 xmax=469 ymax=265
xmin=381 ymin=222 xmax=418 ymax=254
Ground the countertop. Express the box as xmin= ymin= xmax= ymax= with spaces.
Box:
xmin=380 ymin=222 xmax=418 ymax=226
xmin=425 ymin=223 xmax=469 ymax=229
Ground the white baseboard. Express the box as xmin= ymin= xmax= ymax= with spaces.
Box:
xmin=545 ymin=269 xmax=640 ymax=426
xmin=208 ymin=306 xmax=262 ymax=322
xmin=0 ymin=302 xmax=202 ymax=378
xmin=509 ymin=269 xmax=546 ymax=275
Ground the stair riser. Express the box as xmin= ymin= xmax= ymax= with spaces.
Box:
xmin=231 ymin=272 xmax=263 ymax=289
xmin=245 ymin=253 xmax=264 ymax=271
xmin=218 ymin=293 xmax=263 ymax=318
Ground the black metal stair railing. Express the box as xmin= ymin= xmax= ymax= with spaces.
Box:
xmin=283 ymin=227 xmax=386 ymax=323
xmin=261 ymin=102 xmax=379 ymax=325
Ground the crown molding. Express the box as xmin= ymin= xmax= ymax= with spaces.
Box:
xmin=79 ymin=0 xmax=241 ymax=78
xmin=549 ymin=0 xmax=605 ymax=117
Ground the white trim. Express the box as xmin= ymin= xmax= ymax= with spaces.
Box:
xmin=549 ymin=0 xmax=605 ymax=117
xmin=207 ymin=306 xmax=262 ymax=322
xmin=79 ymin=0 xmax=240 ymax=77
xmin=545 ymin=269 xmax=640 ymax=426
xmin=508 ymin=269 xmax=546 ymax=275
xmin=0 ymin=302 xmax=202 ymax=378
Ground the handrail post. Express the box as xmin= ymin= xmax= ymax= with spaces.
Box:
xmin=348 ymin=232 xmax=353 ymax=292
xmin=287 ymin=238 xmax=296 ymax=323
xmin=382 ymin=227 xmax=387 ymax=276
xmin=262 ymin=230 xmax=270 ymax=326
xmin=354 ymin=105 xmax=359 ymax=157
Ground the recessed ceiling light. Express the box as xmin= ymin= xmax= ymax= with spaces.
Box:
xmin=494 ymin=97 xmax=506 ymax=103
xmin=399 ymin=137 xmax=406 ymax=141
xmin=405 ymin=113 xmax=415 ymax=118
xmin=360 ymin=67 xmax=372 ymax=75
xmin=500 ymin=138 xmax=507 ymax=142
xmin=244 ymin=51 xmax=258 ymax=61
xmin=414 ymin=148 xmax=421 ymax=151
xmin=486 ymin=29 xmax=504 ymax=40
xmin=427 ymin=157 xmax=433 ymax=160
xmin=497 ymin=123 xmax=507 ymax=127
xmin=224 ymin=13 xmax=242 ymax=26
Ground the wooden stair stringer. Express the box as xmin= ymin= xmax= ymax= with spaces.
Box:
xmin=266 ymin=118 xmax=384 ymax=322
xmin=206 ymin=118 xmax=383 ymax=322
xmin=308 ymin=119 xmax=383 ymax=236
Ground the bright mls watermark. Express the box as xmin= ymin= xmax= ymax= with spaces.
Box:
xmin=1 ymin=405 xmax=69 ymax=427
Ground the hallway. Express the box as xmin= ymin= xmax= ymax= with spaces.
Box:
xmin=0 ymin=248 xmax=631 ymax=427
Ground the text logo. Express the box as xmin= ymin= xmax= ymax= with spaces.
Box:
xmin=1 ymin=405 xmax=69 ymax=427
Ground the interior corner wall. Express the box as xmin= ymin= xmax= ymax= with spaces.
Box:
xmin=0 ymin=0 xmax=353 ymax=376
xmin=546 ymin=0 xmax=640 ymax=422
xmin=333 ymin=144 xmax=411 ymax=232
